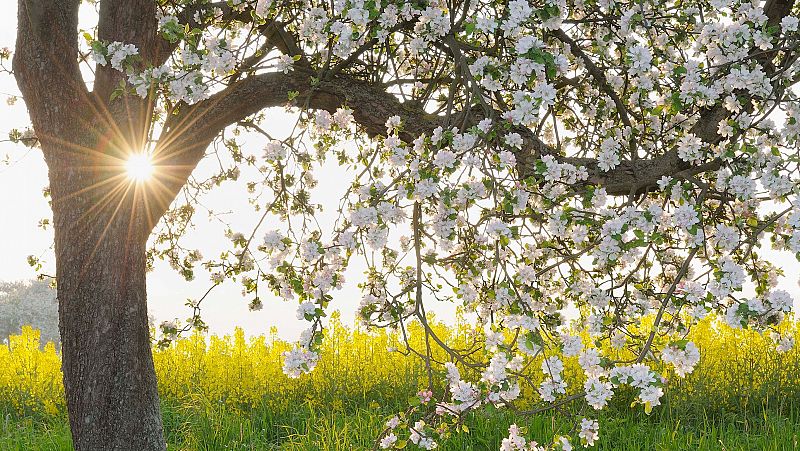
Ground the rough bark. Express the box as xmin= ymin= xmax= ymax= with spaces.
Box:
xmin=15 ymin=1 xmax=167 ymax=449
xmin=15 ymin=93 xmax=168 ymax=451
xmin=165 ymin=68 xmax=722 ymax=197
xmin=54 ymin=175 xmax=165 ymax=451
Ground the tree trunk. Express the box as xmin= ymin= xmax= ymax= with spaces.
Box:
xmin=55 ymin=208 xmax=166 ymax=450
xmin=13 ymin=2 xmax=178 ymax=449
xmin=50 ymin=141 xmax=166 ymax=451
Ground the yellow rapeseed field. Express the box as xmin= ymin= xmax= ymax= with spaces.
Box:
xmin=2 ymin=313 xmax=800 ymax=419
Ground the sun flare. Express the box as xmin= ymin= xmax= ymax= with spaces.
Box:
xmin=125 ymin=153 xmax=154 ymax=182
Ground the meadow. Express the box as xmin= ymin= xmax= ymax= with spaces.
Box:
xmin=2 ymin=314 xmax=800 ymax=450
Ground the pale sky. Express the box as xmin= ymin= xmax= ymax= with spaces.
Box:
xmin=0 ymin=4 xmax=372 ymax=341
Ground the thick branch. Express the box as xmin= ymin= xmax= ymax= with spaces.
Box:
xmin=89 ymin=0 xmax=161 ymax=158
xmin=154 ymin=0 xmax=796 ymax=211
xmin=563 ymin=0 xmax=796 ymax=195
xmin=156 ymin=69 xmax=687 ymax=201
xmin=157 ymin=68 xmax=436 ymax=176
xmin=14 ymin=0 xmax=86 ymax=140
xmin=95 ymin=0 xmax=159 ymax=102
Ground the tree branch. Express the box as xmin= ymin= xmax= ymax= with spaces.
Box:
xmin=154 ymin=67 xmax=686 ymax=208
xmin=95 ymin=0 xmax=159 ymax=101
xmin=14 ymin=0 xmax=86 ymax=140
xmin=151 ymin=0 xmax=797 ymax=221
xmin=551 ymin=28 xmax=641 ymax=127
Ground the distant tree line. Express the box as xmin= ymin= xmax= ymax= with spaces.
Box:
xmin=0 ymin=279 xmax=59 ymax=346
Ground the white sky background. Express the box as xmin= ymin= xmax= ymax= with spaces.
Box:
xmin=0 ymin=3 xmax=347 ymax=341
xmin=2 ymin=3 xmax=800 ymax=342
xmin=0 ymin=3 xmax=460 ymax=341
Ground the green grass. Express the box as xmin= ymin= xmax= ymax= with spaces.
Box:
xmin=5 ymin=318 xmax=800 ymax=450
xmin=3 ymin=395 xmax=800 ymax=450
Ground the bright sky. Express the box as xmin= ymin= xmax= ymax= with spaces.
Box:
xmin=2 ymin=4 xmax=800 ymax=343
xmin=0 ymin=4 xmax=371 ymax=341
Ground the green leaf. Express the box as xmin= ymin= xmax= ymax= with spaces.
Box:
xmin=672 ymin=339 xmax=689 ymax=350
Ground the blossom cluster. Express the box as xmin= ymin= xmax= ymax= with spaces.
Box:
xmin=125 ymin=0 xmax=800 ymax=449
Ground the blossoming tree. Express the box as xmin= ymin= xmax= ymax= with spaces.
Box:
xmin=11 ymin=0 xmax=800 ymax=449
